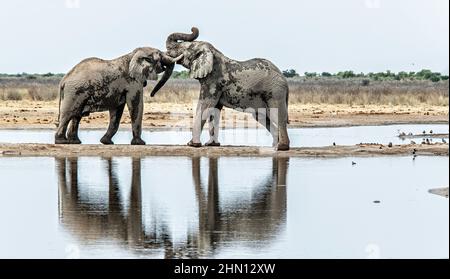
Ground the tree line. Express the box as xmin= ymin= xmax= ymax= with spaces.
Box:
xmin=282 ymin=69 xmax=449 ymax=82
xmin=1 ymin=69 xmax=448 ymax=82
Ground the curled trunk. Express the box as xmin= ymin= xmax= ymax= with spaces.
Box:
xmin=166 ymin=27 xmax=199 ymax=48
xmin=150 ymin=54 xmax=183 ymax=97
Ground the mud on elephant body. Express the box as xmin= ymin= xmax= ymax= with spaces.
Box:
xmin=55 ymin=47 xmax=182 ymax=145
xmin=153 ymin=27 xmax=290 ymax=151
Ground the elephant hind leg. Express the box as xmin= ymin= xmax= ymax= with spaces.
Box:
xmin=205 ymin=104 xmax=222 ymax=147
xmin=66 ymin=116 xmax=82 ymax=144
xmin=254 ymin=109 xmax=278 ymax=147
xmin=268 ymin=100 xmax=290 ymax=151
xmin=55 ymin=113 xmax=73 ymax=144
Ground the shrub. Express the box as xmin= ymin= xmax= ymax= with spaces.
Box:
xmin=172 ymin=71 xmax=190 ymax=79
xmin=304 ymin=72 xmax=317 ymax=78
xmin=361 ymin=79 xmax=370 ymax=86
xmin=6 ymin=90 xmax=23 ymax=100
xmin=430 ymin=75 xmax=441 ymax=82
xmin=282 ymin=69 xmax=299 ymax=78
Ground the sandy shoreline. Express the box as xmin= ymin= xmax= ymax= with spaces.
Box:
xmin=0 ymin=143 xmax=447 ymax=158
xmin=0 ymin=100 xmax=447 ymax=130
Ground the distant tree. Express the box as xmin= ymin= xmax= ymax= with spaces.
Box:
xmin=304 ymin=72 xmax=317 ymax=78
xmin=342 ymin=71 xmax=355 ymax=79
xmin=321 ymin=72 xmax=332 ymax=77
xmin=397 ymin=71 xmax=408 ymax=80
xmin=417 ymin=69 xmax=433 ymax=79
xmin=441 ymin=75 xmax=449 ymax=81
xmin=282 ymin=69 xmax=299 ymax=78
xmin=430 ymin=74 xmax=441 ymax=82
xmin=172 ymin=71 xmax=190 ymax=79
xmin=43 ymin=72 xmax=54 ymax=77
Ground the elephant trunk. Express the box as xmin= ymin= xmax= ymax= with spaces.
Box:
xmin=166 ymin=27 xmax=199 ymax=48
xmin=150 ymin=54 xmax=183 ymax=97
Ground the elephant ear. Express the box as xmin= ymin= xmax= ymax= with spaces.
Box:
xmin=129 ymin=50 xmax=145 ymax=81
xmin=190 ymin=48 xmax=213 ymax=79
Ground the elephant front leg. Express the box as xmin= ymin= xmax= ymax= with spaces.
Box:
xmin=189 ymin=98 xmax=218 ymax=148
xmin=126 ymin=90 xmax=146 ymax=145
xmin=100 ymin=103 xmax=125 ymax=145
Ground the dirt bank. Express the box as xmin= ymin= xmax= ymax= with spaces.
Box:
xmin=0 ymin=143 xmax=447 ymax=158
xmin=429 ymin=187 xmax=449 ymax=198
xmin=0 ymin=101 xmax=447 ymax=129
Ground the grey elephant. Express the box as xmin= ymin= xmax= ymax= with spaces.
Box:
xmin=152 ymin=27 xmax=290 ymax=150
xmin=55 ymin=47 xmax=182 ymax=145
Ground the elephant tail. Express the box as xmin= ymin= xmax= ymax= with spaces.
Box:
xmin=55 ymin=82 xmax=64 ymax=127
xmin=286 ymin=88 xmax=290 ymax=124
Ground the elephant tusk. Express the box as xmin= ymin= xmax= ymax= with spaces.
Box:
xmin=162 ymin=53 xmax=183 ymax=65
xmin=173 ymin=54 xmax=183 ymax=62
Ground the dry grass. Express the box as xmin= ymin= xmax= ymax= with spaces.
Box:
xmin=144 ymin=79 xmax=199 ymax=103
xmin=0 ymin=76 xmax=448 ymax=106
xmin=288 ymin=78 xmax=449 ymax=106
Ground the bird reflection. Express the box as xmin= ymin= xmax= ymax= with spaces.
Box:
xmin=56 ymin=156 xmax=288 ymax=258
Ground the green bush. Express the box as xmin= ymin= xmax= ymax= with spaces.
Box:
xmin=282 ymin=69 xmax=299 ymax=78
xmin=171 ymin=71 xmax=190 ymax=79
xmin=304 ymin=72 xmax=317 ymax=78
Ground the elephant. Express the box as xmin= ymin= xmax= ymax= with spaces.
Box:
xmin=55 ymin=47 xmax=182 ymax=145
xmin=152 ymin=27 xmax=290 ymax=151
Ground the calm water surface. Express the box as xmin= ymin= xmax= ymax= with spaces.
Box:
xmin=0 ymin=124 xmax=447 ymax=146
xmin=0 ymin=155 xmax=448 ymax=258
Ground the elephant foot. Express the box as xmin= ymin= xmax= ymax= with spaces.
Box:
xmin=131 ymin=137 xmax=146 ymax=145
xmin=187 ymin=140 xmax=202 ymax=148
xmin=55 ymin=137 xmax=70 ymax=144
xmin=100 ymin=136 xmax=114 ymax=145
xmin=205 ymin=141 xmax=221 ymax=147
xmin=276 ymin=143 xmax=290 ymax=151
xmin=68 ymin=138 xmax=82 ymax=144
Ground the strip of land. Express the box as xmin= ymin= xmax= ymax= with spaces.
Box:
xmin=429 ymin=187 xmax=449 ymax=198
xmin=0 ymin=101 xmax=448 ymax=129
xmin=0 ymin=143 xmax=447 ymax=158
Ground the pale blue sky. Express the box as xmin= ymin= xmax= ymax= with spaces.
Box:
xmin=0 ymin=0 xmax=448 ymax=74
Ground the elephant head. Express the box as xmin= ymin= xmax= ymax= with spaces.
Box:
xmin=129 ymin=47 xmax=182 ymax=95
xmin=151 ymin=27 xmax=215 ymax=97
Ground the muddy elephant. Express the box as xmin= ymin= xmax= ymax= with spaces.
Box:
xmin=55 ymin=47 xmax=182 ymax=145
xmin=152 ymin=27 xmax=290 ymax=150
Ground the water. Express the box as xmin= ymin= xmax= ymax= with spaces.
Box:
xmin=0 ymin=155 xmax=448 ymax=259
xmin=0 ymin=124 xmax=448 ymax=146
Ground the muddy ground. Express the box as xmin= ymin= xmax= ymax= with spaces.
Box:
xmin=0 ymin=101 xmax=448 ymax=129
xmin=0 ymin=142 xmax=447 ymax=158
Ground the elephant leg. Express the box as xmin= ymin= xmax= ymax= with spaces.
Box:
xmin=100 ymin=103 xmax=125 ymax=145
xmin=268 ymin=100 xmax=290 ymax=151
xmin=126 ymin=91 xmax=145 ymax=145
xmin=66 ymin=116 xmax=82 ymax=144
xmin=189 ymin=98 xmax=219 ymax=147
xmin=254 ymin=109 xmax=278 ymax=147
xmin=55 ymin=112 xmax=73 ymax=144
xmin=205 ymin=103 xmax=222 ymax=147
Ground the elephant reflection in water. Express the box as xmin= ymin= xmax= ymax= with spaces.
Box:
xmin=56 ymin=156 xmax=288 ymax=258
xmin=190 ymin=157 xmax=288 ymax=255
xmin=56 ymin=157 xmax=172 ymax=255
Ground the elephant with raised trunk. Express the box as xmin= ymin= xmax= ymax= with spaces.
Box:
xmin=152 ymin=27 xmax=290 ymax=151
xmin=55 ymin=47 xmax=182 ymax=145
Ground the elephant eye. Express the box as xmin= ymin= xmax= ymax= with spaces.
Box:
xmin=192 ymin=52 xmax=202 ymax=60
xmin=143 ymin=57 xmax=154 ymax=63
